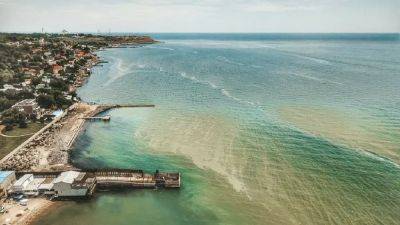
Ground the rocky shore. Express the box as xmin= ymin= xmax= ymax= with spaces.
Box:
xmin=0 ymin=103 xmax=99 ymax=171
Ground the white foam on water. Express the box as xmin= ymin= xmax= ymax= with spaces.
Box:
xmin=104 ymin=58 xmax=130 ymax=86
xmin=179 ymin=71 xmax=262 ymax=108
xmin=216 ymin=56 xmax=245 ymax=66
xmin=289 ymin=72 xmax=344 ymax=86
xmin=145 ymin=46 xmax=175 ymax=51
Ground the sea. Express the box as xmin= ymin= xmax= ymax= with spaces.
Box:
xmin=32 ymin=33 xmax=400 ymax=225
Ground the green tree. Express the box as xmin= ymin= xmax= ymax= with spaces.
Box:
xmin=36 ymin=94 xmax=55 ymax=108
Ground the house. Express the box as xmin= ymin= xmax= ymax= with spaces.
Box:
xmin=11 ymin=174 xmax=34 ymax=193
xmin=24 ymin=79 xmax=32 ymax=86
xmin=52 ymin=64 xmax=63 ymax=74
xmin=42 ymin=76 xmax=51 ymax=84
xmin=39 ymin=38 xmax=45 ymax=46
xmin=52 ymin=171 xmax=96 ymax=197
xmin=11 ymin=99 xmax=39 ymax=115
xmin=0 ymin=84 xmax=21 ymax=92
xmin=0 ymin=171 xmax=16 ymax=196
xmin=75 ymin=51 xmax=86 ymax=58
xmin=36 ymin=83 xmax=46 ymax=90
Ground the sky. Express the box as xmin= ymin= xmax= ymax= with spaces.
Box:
xmin=0 ymin=0 xmax=399 ymax=33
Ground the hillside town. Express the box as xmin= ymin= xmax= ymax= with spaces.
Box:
xmin=0 ymin=33 xmax=155 ymax=132
xmin=0 ymin=33 xmax=162 ymax=225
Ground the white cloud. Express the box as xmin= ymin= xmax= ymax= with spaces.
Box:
xmin=0 ymin=0 xmax=398 ymax=33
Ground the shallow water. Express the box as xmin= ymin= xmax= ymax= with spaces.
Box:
xmin=32 ymin=34 xmax=400 ymax=225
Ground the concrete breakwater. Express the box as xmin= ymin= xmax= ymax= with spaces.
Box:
xmin=0 ymin=110 xmax=69 ymax=170
xmin=0 ymin=103 xmax=156 ymax=171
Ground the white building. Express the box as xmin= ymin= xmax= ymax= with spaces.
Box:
xmin=12 ymin=174 xmax=34 ymax=193
xmin=12 ymin=99 xmax=40 ymax=115
xmin=52 ymin=171 xmax=95 ymax=197
xmin=0 ymin=84 xmax=22 ymax=92
xmin=0 ymin=171 xmax=16 ymax=196
xmin=23 ymin=177 xmax=46 ymax=196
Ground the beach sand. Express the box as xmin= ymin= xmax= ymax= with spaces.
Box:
xmin=0 ymin=198 xmax=55 ymax=225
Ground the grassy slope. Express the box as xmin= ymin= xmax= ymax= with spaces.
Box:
xmin=0 ymin=123 xmax=45 ymax=159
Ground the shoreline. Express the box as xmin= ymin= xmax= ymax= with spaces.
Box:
xmin=0 ymin=36 xmax=157 ymax=225
xmin=0 ymin=198 xmax=57 ymax=225
xmin=0 ymin=38 xmax=156 ymax=225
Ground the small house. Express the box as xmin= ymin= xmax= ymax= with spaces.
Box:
xmin=12 ymin=174 xmax=34 ymax=193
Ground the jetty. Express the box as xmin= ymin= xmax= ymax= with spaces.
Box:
xmin=97 ymin=104 xmax=155 ymax=111
xmin=79 ymin=115 xmax=111 ymax=121
xmin=9 ymin=169 xmax=181 ymax=198
xmin=89 ymin=169 xmax=180 ymax=189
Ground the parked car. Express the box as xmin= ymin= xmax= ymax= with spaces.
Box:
xmin=19 ymin=199 xmax=28 ymax=206
xmin=12 ymin=194 xmax=25 ymax=201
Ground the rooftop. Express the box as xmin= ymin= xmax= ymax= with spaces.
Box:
xmin=13 ymin=174 xmax=33 ymax=186
xmin=53 ymin=171 xmax=81 ymax=184
xmin=12 ymin=99 xmax=37 ymax=107
xmin=0 ymin=171 xmax=15 ymax=183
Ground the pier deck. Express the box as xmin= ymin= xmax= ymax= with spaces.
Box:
xmin=16 ymin=168 xmax=181 ymax=191
xmin=79 ymin=115 xmax=111 ymax=121
xmin=89 ymin=169 xmax=180 ymax=189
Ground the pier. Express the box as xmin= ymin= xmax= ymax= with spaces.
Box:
xmin=90 ymin=169 xmax=180 ymax=189
xmin=12 ymin=168 xmax=180 ymax=198
xmin=79 ymin=115 xmax=111 ymax=121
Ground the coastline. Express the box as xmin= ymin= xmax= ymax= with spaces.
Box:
xmin=0 ymin=198 xmax=57 ymax=225
xmin=0 ymin=38 xmax=156 ymax=225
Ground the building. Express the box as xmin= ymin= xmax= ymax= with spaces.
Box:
xmin=52 ymin=171 xmax=96 ymax=197
xmin=36 ymin=83 xmax=46 ymax=90
xmin=23 ymin=177 xmax=45 ymax=196
xmin=38 ymin=177 xmax=55 ymax=195
xmin=0 ymin=171 xmax=16 ymax=196
xmin=0 ymin=84 xmax=21 ymax=92
xmin=11 ymin=174 xmax=34 ymax=193
xmin=11 ymin=99 xmax=39 ymax=115
xmin=52 ymin=64 xmax=64 ymax=75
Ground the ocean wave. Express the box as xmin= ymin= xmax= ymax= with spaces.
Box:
xmin=179 ymin=72 xmax=260 ymax=107
xmin=216 ymin=56 xmax=264 ymax=69
xmin=216 ymin=56 xmax=245 ymax=66
xmin=145 ymin=46 xmax=175 ymax=51
xmin=289 ymin=72 xmax=344 ymax=85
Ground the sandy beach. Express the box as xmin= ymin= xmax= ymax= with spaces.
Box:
xmin=0 ymin=198 xmax=55 ymax=225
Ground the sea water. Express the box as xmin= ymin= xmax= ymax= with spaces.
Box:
xmin=32 ymin=33 xmax=400 ymax=225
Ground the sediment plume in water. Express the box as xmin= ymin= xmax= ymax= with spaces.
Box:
xmin=135 ymin=112 xmax=248 ymax=193
xmin=279 ymin=106 xmax=400 ymax=164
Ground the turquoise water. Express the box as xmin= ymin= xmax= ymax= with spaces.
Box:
xmin=33 ymin=34 xmax=400 ymax=225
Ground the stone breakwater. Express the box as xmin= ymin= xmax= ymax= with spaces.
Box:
xmin=0 ymin=103 xmax=99 ymax=171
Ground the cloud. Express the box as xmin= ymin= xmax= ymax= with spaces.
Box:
xmin=243 ymin=2 xmax=319 ymax=12
xmin=0 ymin=0 xmax=398 ymax=33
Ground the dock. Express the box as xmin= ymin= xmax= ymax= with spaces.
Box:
xmin=79 ymin=115 xmax=111 ymax=121
xmin=13 ymin=168 xmax=180 ymax=199
xmin=90 ymin=169 xmax=180 ymax=189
